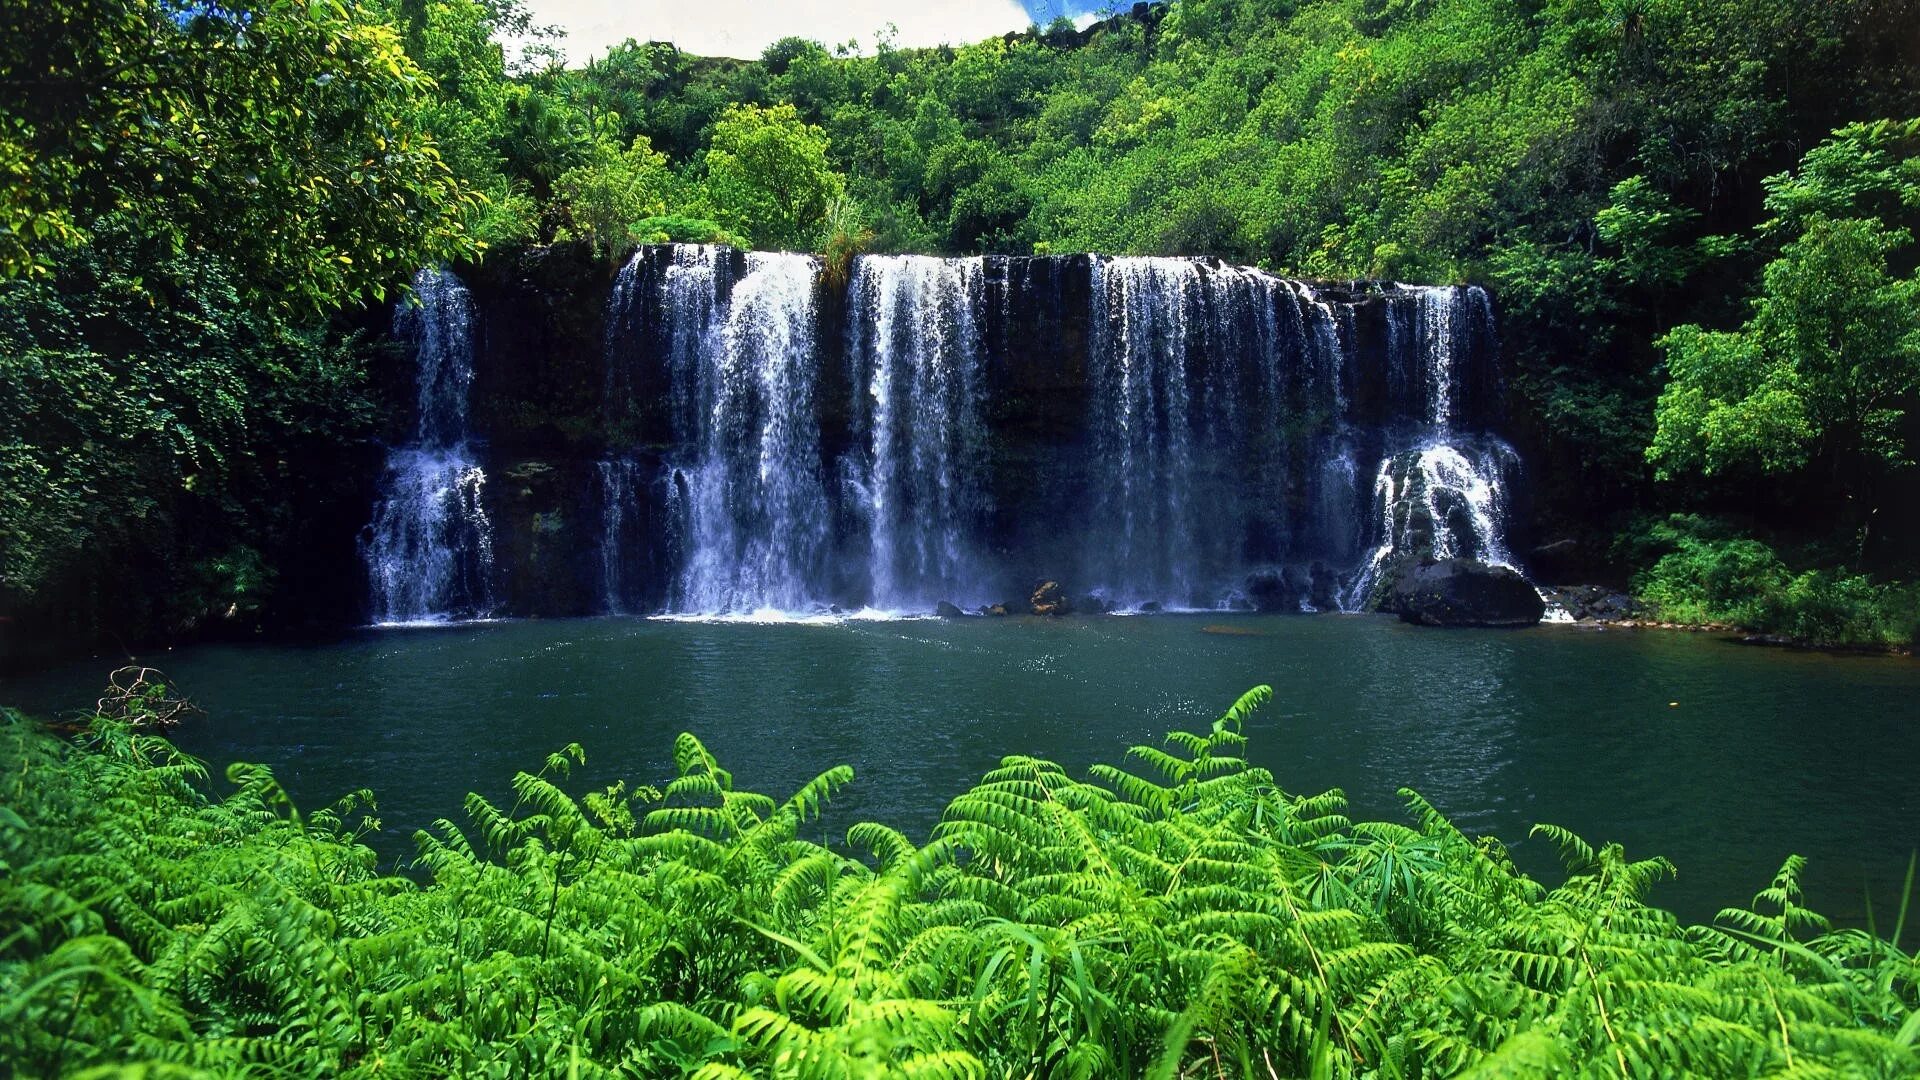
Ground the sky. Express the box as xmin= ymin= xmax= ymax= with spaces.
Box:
xmin=517 ymin=0 xmax=1106 ymax=64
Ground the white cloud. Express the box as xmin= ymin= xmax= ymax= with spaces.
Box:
xmin=521 ymin=0 xmax=1038 ymax=63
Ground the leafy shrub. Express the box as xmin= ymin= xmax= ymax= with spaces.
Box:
xmin=630 ymin=215 xmax=748 ymax=247
xmin=3 ymin=687 xmax=1916 ymax=1077
xmin=1629 ymin=514 xmax=1914 ymax=645
xmin=554 ymin=137 xmax=674 ymax=259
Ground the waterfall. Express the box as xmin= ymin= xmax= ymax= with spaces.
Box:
xmin=845 ymin=255 xmax=990 ymax=610
xmin=596 ymin=458 xmax=642 ymax=614
xmin=659 ymin=244 xmax=730 ymax=445
xmin=596 ymin=247 xmax=734 ymax=614
xmin=1086 ymin=257 xmax=1202 ymax=606
xmin=362 ymin=268 xmax=495 ymax=624
xmin=1289 ymin=283 xmax=1364 ymax=569
xmin=578 ymin=248 xmax=1527 ymax=620
xmin=673 ymin=252 xmax=829 ymax=614
xmin=1344 ymin=284 xmax=1518 ymax=607
xmin=1416 ymin=286 xmax=1458 ymax=428
xmin=1344 ymin=441 xmax=1520 ymax=608
xmin=1086 ymin=259 xmax=1367 ymax=609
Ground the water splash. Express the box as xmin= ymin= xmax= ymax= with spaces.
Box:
xmin=1344 ymin=441 xmax=1520 ymax=608
xmin=1344 ymin=283 xmax=1518 ymax=608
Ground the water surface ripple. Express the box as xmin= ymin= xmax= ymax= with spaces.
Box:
xmin=8 ymin=616 xmax=1916 ymax=924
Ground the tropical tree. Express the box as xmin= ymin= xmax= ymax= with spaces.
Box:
xmin=699 ymin=103 xmax=846 ymax=250
xmin=1648 ymin=120 xmax=1920 ymax=484
xmin=0 ymin=0 xmax=479 ymax=308
xmin=555 ymin=136 xmax=674 ymax=257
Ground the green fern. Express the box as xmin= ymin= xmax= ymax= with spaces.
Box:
xmin=3 ymin=687 xmax=1916 ymax=1079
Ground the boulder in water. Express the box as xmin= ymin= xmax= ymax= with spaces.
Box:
xmin=1029 ymin=580 xmax=1073 ymax=616
xmin=1243 ymin=570 xmax=1288 ymax=612
xmin=1385 ymin=559 xmax=1544 ymax=628
xmin=1138 ymin=601 xmax=1164 ymax=614
xmin=1307 ymin=562 xmax=1339 ymax=613
xmin=1244 ymin=567 xmax=1311 ymax=612
xmin=935 ymin=600 xmax=966 ymax=618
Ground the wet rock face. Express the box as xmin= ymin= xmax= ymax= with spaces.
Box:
xmin=485 ymin=458 xmax=600 ymax=617
xmin=1540 ymin=584 xmax=1637 ymax=622
xmin=1384 ymin=558 xmax=1545 ymax=627
xmin=1244 ymin=568 xmax=1301 ymax=612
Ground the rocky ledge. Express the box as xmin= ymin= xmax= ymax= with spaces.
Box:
xmin=1537 ymin=584 xmax=1637 ymax=622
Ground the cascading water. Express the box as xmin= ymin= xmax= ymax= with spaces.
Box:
xmin=596 ymin=457 xmax=642 ymax=614
xmin=1416 ymin=286 xmax=1457 ymax=427
xmin=362 ymin=268 xmax=495 ymax=624
xmin=1344 ymin=284 xmax=1519 ymax=608
xmin=844 ymin=255 xmax=991 ymax=610
xmin=1085 ymin=257 xmax=1202 ymax=605
xmin=583 ymin=247 xmax=1527 ymax=619
xmin=1344 ymin=442 xmax=1521 ymax=608
xmin=1085 ymin=259 xmax=1378 ymax=609
xmin=672 ymin=252 xmax=829 ymax=614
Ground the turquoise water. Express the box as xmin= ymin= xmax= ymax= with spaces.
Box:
xmin=7 ymin=615 xmax=1916 ymax=924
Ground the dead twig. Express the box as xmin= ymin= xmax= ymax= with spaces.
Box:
xmin=95 ymin=666 xmax=200 ymax=731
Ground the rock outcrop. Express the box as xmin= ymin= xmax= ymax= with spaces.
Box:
xmin=1539 ymin=584 xmax=1636 ymax=622
xmin=1029 ymin=580 xmax=1073 ymax=616
xmin=1384 ymin=558 xmax=1544 ymax=627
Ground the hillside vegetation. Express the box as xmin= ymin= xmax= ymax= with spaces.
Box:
xmin=3 ymin=0 xmax=1918 ymax=654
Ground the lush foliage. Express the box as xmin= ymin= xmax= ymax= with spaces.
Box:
xmin=5 ymin=687 xmax=1918 ymax=1076
xmin=694 ymin=103 xmax=845 ymax=252
xmin=1650 ymin=121 xmax=1920 ymax=485
xmin=0 ymin=223 xmax=381 ymax=645
xmin=1624 ymin=515 xmax=1920 ymax=646
xmin=554 ymin=136 xmax=675 ymax=257
xmin=0 ymin=0 xmax=480 ymax=308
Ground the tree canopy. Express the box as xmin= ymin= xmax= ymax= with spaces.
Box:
xmin=0 ymin=0 xmax=481 ymax=309
xmin=697 ymin=102 xmax=844 ymax=251
xmin=1649 ymin=121 xmax=1920 ymax=487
